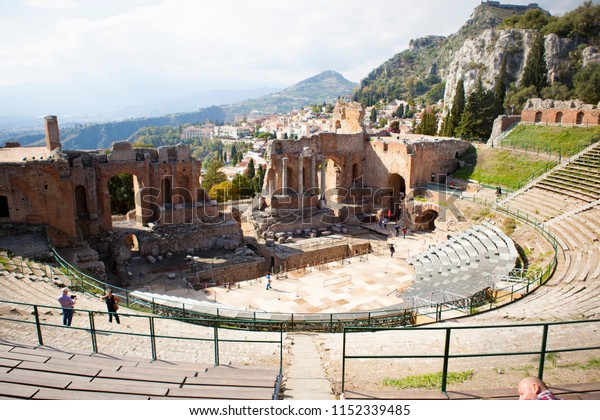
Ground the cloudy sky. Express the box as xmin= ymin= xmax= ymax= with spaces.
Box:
xmin=0 ymin=0 xmax=592 ymax=119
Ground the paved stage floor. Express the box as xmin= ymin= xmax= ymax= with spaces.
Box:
xmin=147 ymin=227 xmax=440 ymax=314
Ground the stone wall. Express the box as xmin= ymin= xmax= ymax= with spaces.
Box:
xmin=0 ymin=117 xmax=216 ymax=248
xmin=267 ymin=241 xmax=370 ymax=273
xmin=521 ymin=98 xmax=600 ymax=126
xmin=189 ymin=260 xmax=268 ymax=288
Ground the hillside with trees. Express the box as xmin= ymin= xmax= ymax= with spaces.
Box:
xmin=354 ymin=1 xmax=600 ymax=140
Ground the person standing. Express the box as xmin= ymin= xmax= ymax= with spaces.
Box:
xmin=266 ymin=273 xmax=272 ymax=290
xmin=403 ymin=226 xmax=407 ymax=239
xmin=57 ymin=288 xmax=76 ymax=327
xmin=100 ymin=288 xmax=120 ymax=324
xmin=389 ymin=244 xmax=395 ymax=258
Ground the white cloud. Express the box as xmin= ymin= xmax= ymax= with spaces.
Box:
xmin=0 ymin=0 xmax=594 ymax=115
xmin=24 ymin=0 xmax=77 ymax=9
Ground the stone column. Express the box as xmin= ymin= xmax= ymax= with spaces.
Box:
xmin=311 ymin=154 xmax=316 ymax=192
xmin=281 ymin=156 xmax=288 ymax=195
xmin=298 ymin=155 xmax=304 ymax=197
xmin=320 ymin=156 xmax=326 ymax=199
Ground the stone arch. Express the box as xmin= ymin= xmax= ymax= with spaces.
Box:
xmin=320 ymin=158 xmax=344 ymax=203
xmin=74 ymin=185 xmax=89 ymax=217
xmin=555 ymin=111 xmax=563 ymax=124
xmin=125 ymin=233 xmax=140 ymax=253
xmin=274 ymin=141 xmax=283 ymax=154
xmin=576 ymin=111 xmax=584 ymax=125
xmin=534 ymin=111 xmax=543 ymax=123
xmin=412 ymin=203 xmax=439 ymax=231
xmin=389 ymin=173 xmax=406 ymax=215
xmin=0 ymin=195 xmax=9 ymax=218
xmin=285 ymin=166 xmax=293 ymax=195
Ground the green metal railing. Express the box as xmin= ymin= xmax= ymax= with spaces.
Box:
xmin=341 ymin=318 xmax=600 ymax=395
xmin=0 ymin=297 xmax=284 ymax=371
xmin=46 ymin=241 xmax=552 ymax=332
xmin=45 ymin=202 xmax=558 ymax=332
xmin=38 ymin=182 xmax=560 ymax=333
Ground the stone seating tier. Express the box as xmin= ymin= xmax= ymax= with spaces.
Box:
xmin=0 ymin=340 xmax=278 ymax=400
xmin=406 ymin=223 xmax=517 ymax=300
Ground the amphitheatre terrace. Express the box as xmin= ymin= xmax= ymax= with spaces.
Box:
xmin=0 ymin=102 xmax=599 ymax=400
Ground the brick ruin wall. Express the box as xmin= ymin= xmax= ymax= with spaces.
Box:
xmin=521 ymin=98 xmax=600 ymax=126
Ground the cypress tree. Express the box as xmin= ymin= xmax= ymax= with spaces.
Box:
xmin=246 ymin=158 xmax=255 ymax=180
xmin=414 ymin=109 xmax=438 ymax=136
xmin=444 ymin=79 xmax=466 ymax=137
xmin=494 ymin=55 xmax=508 ymax=116
xmin=522 ymin=32 xmax=549 ymax=95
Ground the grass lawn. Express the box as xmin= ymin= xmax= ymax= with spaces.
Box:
xmin=453 ymin=146 xmax=556 ymax=190
xmin=501 ymin=125 xmax=600 ymax=157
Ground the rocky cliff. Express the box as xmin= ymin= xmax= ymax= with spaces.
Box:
xmin=442 ymin=29 xmax=582 ymax=110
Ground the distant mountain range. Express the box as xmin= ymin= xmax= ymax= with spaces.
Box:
xmin=5 ymin=70 xmax=357 ymax=150
xmin=221 ymin=70 xmax=357 ymax=118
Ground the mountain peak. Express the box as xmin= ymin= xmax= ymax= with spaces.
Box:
xmin=295 ymin=70 xmax=354 ymax=86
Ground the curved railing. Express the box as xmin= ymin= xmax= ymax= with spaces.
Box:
xmin=341 ymin=318 xmax=600 ymax=395
xmin=46 ymin=191 xmax=558 ymax=332
xmin=0 ymin=298 xmax=284 ymax=399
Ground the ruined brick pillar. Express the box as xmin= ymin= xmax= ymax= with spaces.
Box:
xmin=298 ymin=155 xmax=304 ymax=197
xmin=281 ymin=156 xmax=288 ymax=195
xmin=320 ymin=156 xmax=326 ymax=199
xmin=311 ymin=154 xmax=316 ymax=192
xmin=44 ymin=115 xmax=61 ymax=151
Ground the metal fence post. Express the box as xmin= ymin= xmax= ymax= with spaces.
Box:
xmin=149 ymin=317 xmax=157 ymax=360
xmin=441 ymin=328 xmax=452 ymax=394
xmin=89 ymin=311 xmax=98 ymax=353
xmin=341 ymin=329 xmax=347 ymax=395
xmin=213 ymin=320 xmax=220 ymax=367
xmin=33 ymin=305 xmax=43 ymax=346
xmin=538 ymin=324 xmax=549 ymax=379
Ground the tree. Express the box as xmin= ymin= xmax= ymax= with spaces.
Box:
xmin=494 ymin=55 xmax=508 ymax=116
xmin=209 ymin=180 xmax=236 ymax=203
xmin=255 ymin=164 xmax=266 ymax=193
xmin=108 ymin=174 xmax=135 ymax=215
xmin=389 ymin=120 xmax=400 ymax=133
xmin=522 ymin=32 xmax=549 ymax=95
xmin=573 ymin=62 xmax=600 ymax=104
xmin=414 ymin=108 xmax=438 ymax=136
xmin=456 ymin=78 xmax=496 ymax=140
xmin=369 ymin=108 xmax=378 ymax=124
xmin=246 ymin=158 xmax=255 ymax=181
xmin=504 ymin=84 xmax=538 ymax=115
xmin=232 ymin=173 xmax=254 ymax=199
xmin=230 ymin=145 xmax=238 ymax=165
xmin=442 ymin=79 xmax=466 ymax=137
xmin=201 ymin=158 xmax=227 ymax=193
xmin=393 ymin=104 xmax=405 ymax=118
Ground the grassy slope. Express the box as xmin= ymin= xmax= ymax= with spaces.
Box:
xmin=453 ymin=146 xmax=556 ymax=190
xmin=501 ymin=125 xmax=600 ymax=157
xmin=453 ymin=125 xmax=600 ymax=189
